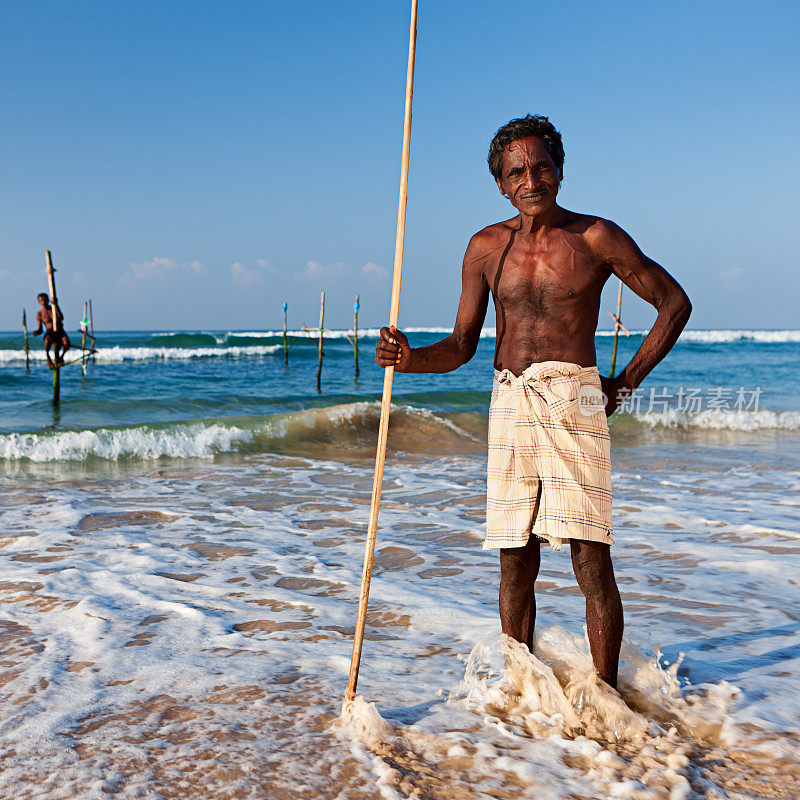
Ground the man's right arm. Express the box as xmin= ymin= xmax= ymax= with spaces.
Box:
xmin=32 ymin=311 xmax=43 ymax=336
xmin=375 ymin=234 xmax=490 ymax=373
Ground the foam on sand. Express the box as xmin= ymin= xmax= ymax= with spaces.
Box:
xmin=340 ymin=628 xmax=795 ymax=800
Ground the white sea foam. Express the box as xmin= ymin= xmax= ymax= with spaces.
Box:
xmin=216 ymin=327 xmax=800 ymax=343
xmin=0 ymin=423 xmax=253 ymax=462
xmin=0 ymin=344 xmax=282 ymax=363
xmin=0 ymin=441 xmax=798 ymax=797
xmin=634 ymin=407 xmax=800 ymax=431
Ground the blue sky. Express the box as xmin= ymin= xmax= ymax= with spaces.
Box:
xmin=1 ymin=0 xmax=797 ymax=331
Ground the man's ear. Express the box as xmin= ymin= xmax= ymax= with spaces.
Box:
xmin=495 ymin=178 xmax=507 ymax=198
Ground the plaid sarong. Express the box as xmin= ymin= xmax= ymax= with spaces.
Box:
xmin=484 ymin=361 xmax=613 ymax=552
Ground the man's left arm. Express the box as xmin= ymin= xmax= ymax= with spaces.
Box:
xmin=590 ymin=220 xmax=692 ymax=415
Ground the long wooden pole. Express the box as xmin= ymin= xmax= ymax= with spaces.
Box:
xmin=353 ymin=294 xmax=360 ymax=378
xmin=22 ymin=309 xmax=30 ymax=371
xmin=81 ymin=300 xmax=88 ymax=375
xmin=346 ymin=0 xmax=418 ymax=703
xmin=45 ymin=250 xmax=61 ymax=404
xmin=316 ymin=292 xmax=325 ymax=393
xmin=609 ymin=279 xmax=623 ymax=379
xmin=282 ymin=302 xmax=289 ymax=365
xmin=89 ymin=298 xmax=96 ymax=354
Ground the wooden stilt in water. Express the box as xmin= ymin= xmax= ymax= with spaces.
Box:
xmin=353 ymin=294 xmax=360 ymax=378
xmin=88 ymin=299 xmax=96 ymax=355
xmin=81 ymin=301 xmax=88 ymax=375
xmin=316 ymin=292 xmax=325 ymax=393
xmin=22 ymin=309 xmax=30 ymax=371
xmin=345 ymin=0 xmax=418 ymax=703
xmin=45 ymin=250 xmax=61 ymax=404
xmin=609 ymin=279 xmax=624 ymax=379
xmin=282 ymin=302 xmax=289 ymax=365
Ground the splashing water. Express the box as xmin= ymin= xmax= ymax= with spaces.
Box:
xmin=340 ymin=627 xmax=799 ymax=800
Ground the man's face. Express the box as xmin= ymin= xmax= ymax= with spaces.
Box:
xmin=38 ymin=296 xmax=48 ymax=309
xmin=495 ymin=136 xmax=561 ymax=216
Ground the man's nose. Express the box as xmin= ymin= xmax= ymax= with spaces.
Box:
xmin=521 ymin=167 xmax=536 ymax=188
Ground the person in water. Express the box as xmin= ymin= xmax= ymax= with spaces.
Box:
xmin=375 ymin=115 xmax=691 ymax=688
xmin=33 ymin=292 xmax=71 ymax=368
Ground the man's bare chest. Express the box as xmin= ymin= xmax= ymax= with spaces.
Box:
xmin=485 ymin=235 xmax=605 ymax=312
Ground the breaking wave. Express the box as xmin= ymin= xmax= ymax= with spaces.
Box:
xmin=2 ymin=400 xmax=798 ymax=464
xmin=0 ymin=403 xmax=483 ymax=463
xmin=0 ymin=344 xmax=282 ymax=363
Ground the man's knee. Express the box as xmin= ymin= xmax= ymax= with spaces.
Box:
xmin=571 ymin=541 xmax=615 ymax=594
xmin=500 ymin=538 xmax=540 ymax=581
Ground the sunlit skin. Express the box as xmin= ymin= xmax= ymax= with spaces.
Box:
xmin=375 ymin=134 xmax=692 ymax=688
xmin=32 ymin=294 xmax=71 ymax=368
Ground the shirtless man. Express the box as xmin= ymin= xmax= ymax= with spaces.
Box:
xmin=32 ymin=292 xmax=71 ymax=368
xmin=375 ymin=115 xmax=691 ymax=688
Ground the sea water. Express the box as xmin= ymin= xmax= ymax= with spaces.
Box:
xmin=0 ymin=328 xmax=799 ymax=799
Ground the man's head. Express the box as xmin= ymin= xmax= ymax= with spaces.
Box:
xmin=37 ymin=292 xmax=49 ymax=308
xmin=488 ymin=115 xmax=565 ymax=215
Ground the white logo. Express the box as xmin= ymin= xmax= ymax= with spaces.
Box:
xmin=577 ymin=384 xmax=606 ymax=416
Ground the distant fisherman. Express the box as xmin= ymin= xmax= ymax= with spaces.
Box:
xmin=33 ymin=292 xmax=71 ymax=368
xmin=375 ymin=115 xmax=691 ymax=688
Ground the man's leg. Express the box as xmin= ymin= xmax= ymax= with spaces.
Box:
xmin=61 ymin=333 xmax=71 ymax=360
xmin=499 ymin=534 xmax=541 ymax=651
xmin=570 ymin=539 xmax=624 ymax=688
xmin=44 ymin=336 xmax=54 ymax=368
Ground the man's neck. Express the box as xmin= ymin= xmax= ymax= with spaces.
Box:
xmin=516 ymin=204 xmax=564 ymax=235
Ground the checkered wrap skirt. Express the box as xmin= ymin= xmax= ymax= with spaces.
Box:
xmin=484 ymin=360 xmax=613 ymax=552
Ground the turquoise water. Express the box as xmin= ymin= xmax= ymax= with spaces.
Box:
xmin=1 ymin=328 xmax=799 ymax=456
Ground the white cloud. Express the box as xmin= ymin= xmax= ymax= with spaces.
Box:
xmin=256 ymin=258 xmax=269 ymax=268
xmin=718 ymin=267 xmax=744 ymax=286
xmin=231 ymin=261 xmax=263 ymax=286
xmin=299 ymin=260 xmax=348 ymax=278
xmin=120 ymin=256 xmax=205 ymax=285
xmin=362 ymin=261 xmax=388 ymax=278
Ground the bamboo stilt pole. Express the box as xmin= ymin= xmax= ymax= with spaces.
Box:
xmin=353 ymin=294 xmax=360 ymax=378
xmin=345 ymin=0 xmax=418 ymax=703
xmin=81 ymin=301 xmax=88 ymax=375
xmin=282 ymin=302 xmax=289 ymax=365
xmin=316 ymin=292 xmax=325 ymax=393
xmin=609 ymin=279 xmax=623 ymax=379
xmin=89 ymin=299 xmax=96 ymax=354
xmin=22 ymin=309 xmax=30 ymax=371
xmin=45 ymin=250 xmax=61 ymax=404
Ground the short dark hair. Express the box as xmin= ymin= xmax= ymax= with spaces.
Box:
xmin=488 ymin=115 xmax=565 ymax=181
xmin=37 ymin=292 xmax=48 ymax=301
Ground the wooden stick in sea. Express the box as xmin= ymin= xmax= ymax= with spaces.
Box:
xmin=353 ymin=294 xmax=360 ymax=378
xmin=609 ymin=279 xmax=623 ymax=379
xmin=316 ymin=292 xmax=325 ymax=392
xmin=22 ymin=309 xmax=30 ymax=371
xmin=45 ymin=250 xmax=61 ymax=404
xmin=89 ymin=298 xmax=96 ymax=354
xmin=282 ymin=302 xmax=289 ymax=365
xmin=81 ymin=300 xmax=88 ymax=375
xmin=345 ymin=0 xmax=418 ymax=703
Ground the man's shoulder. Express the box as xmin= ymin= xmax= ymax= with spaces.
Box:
xmin=467 ymin=219 xmax=518 ymax=254
xmin=564 ymin=212 xmax=627 ymax=245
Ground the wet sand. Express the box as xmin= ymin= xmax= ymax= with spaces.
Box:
xmin=1 ymin=440 xmax=799 ymax=799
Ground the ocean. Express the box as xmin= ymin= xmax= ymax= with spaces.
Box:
xmin=1 ymin=327 xmax=799 ymax=799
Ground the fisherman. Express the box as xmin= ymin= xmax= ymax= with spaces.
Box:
xmin=375 ymin=115 xmax=691 ymax=689
xmin=32 ymin=292 xmax=71 ymax=368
